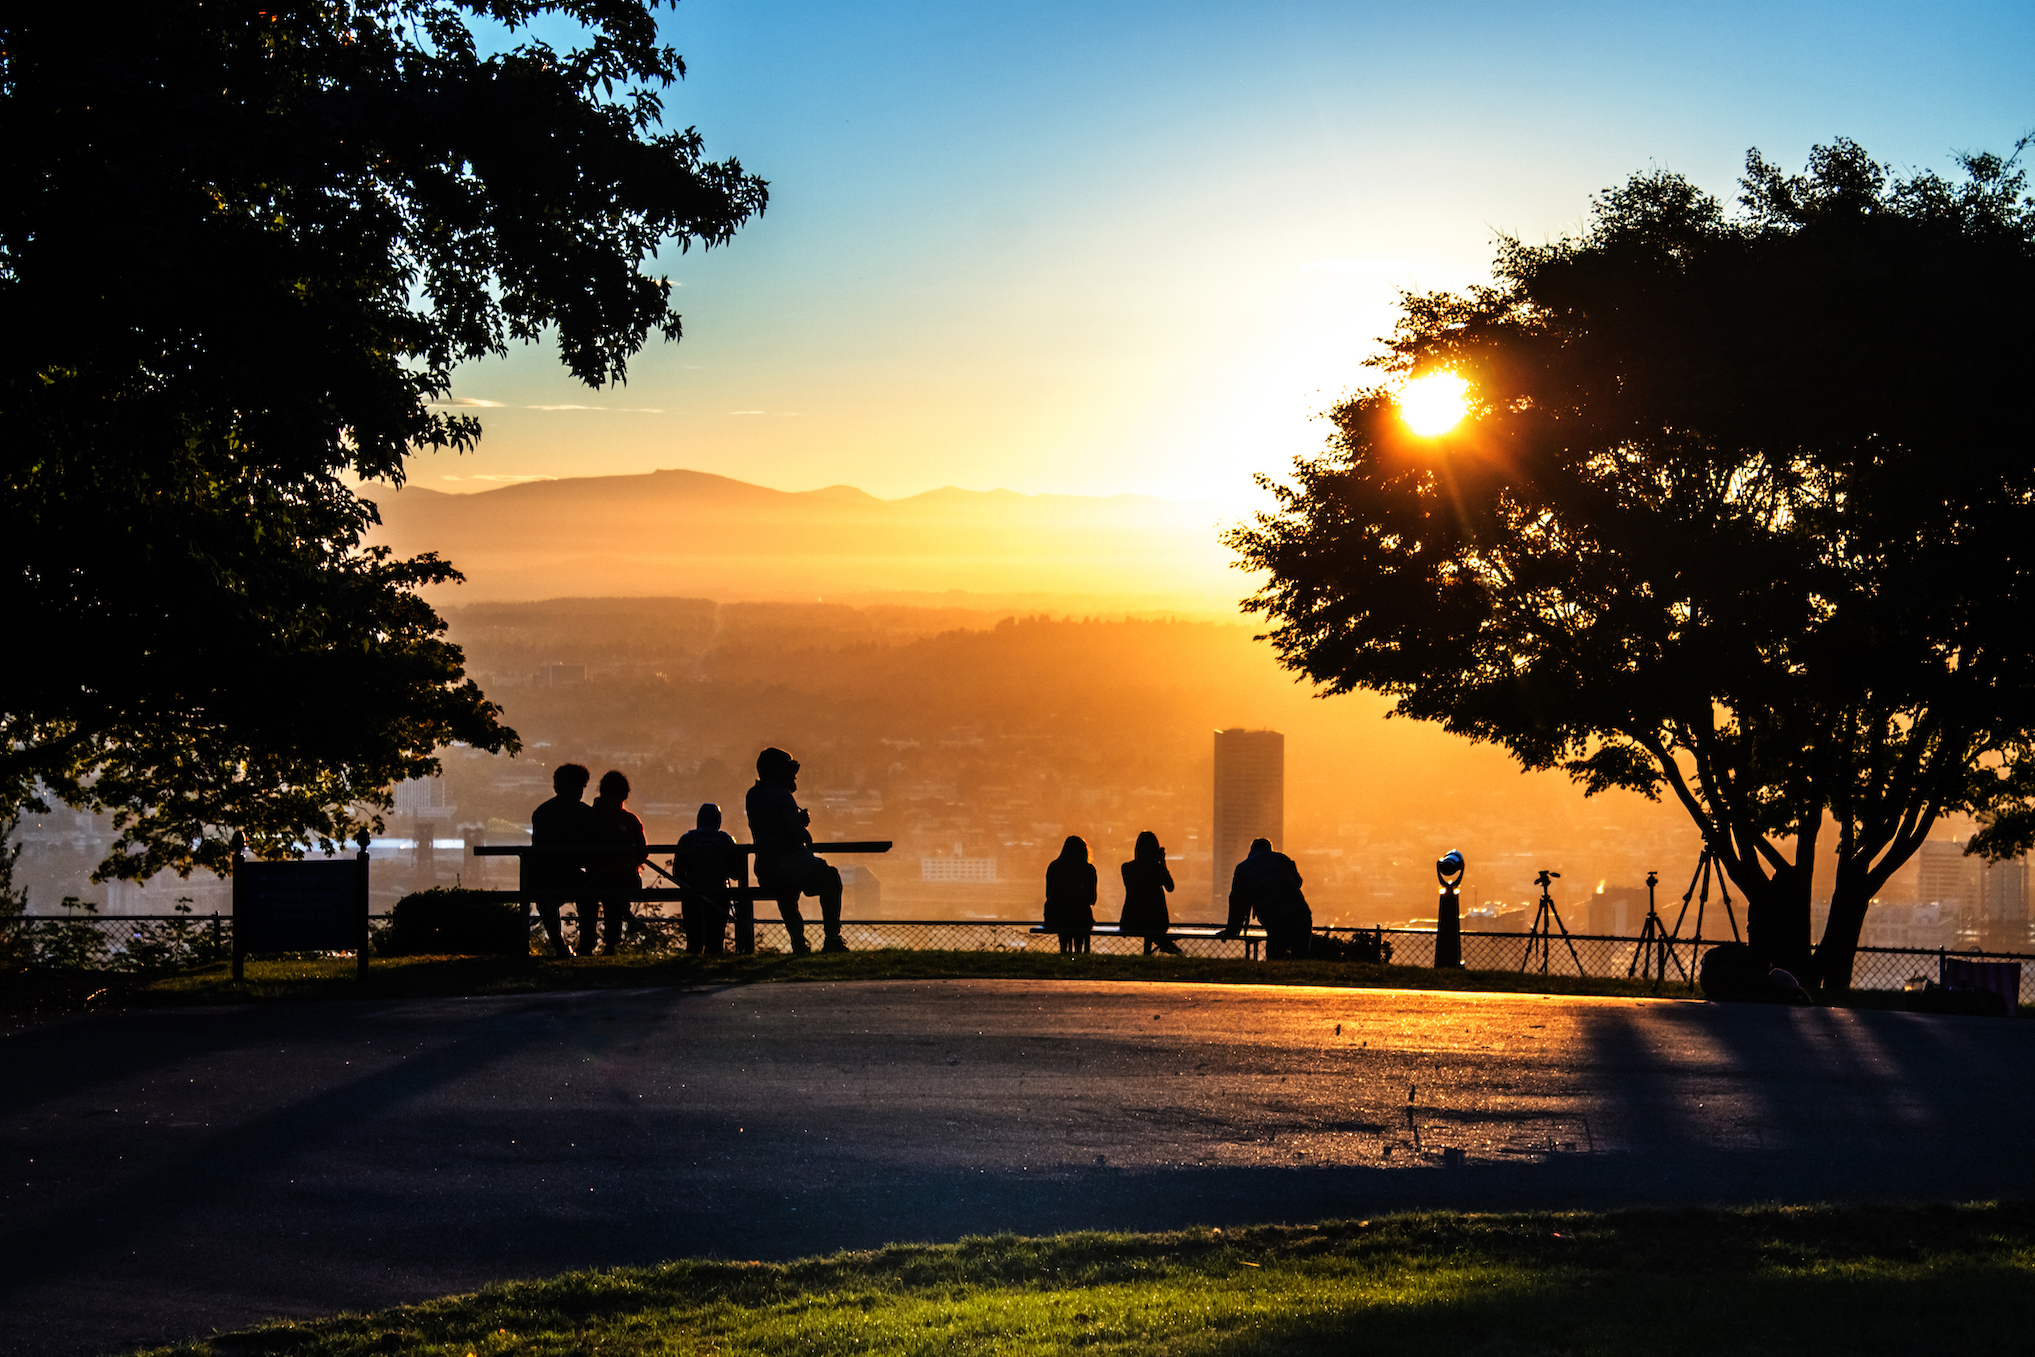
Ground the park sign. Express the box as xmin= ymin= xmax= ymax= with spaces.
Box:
xmin=232 ymin=843 xmax=371 ymax=980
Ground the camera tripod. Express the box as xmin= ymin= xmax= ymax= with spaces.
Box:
xmin=1626 ymin=869 xmax=1688 ymax=988
xmin=1665 ymin=846 xmax=1740 ymax=987
xmin=1520 ymin=868 xmax=1584 ymax=975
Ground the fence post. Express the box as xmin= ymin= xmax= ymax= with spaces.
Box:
xmin=355 ymin=835 xmax=371 ymax=980
xmin=210 ymin=911 xmax=222 ymax=963
xmin=516 ymin=847 xmax=533 ymax=959
xmin=735 ymin=851 xmax=756 ymax=955
xmin=230 ymin=832 xmax=246 ymax=982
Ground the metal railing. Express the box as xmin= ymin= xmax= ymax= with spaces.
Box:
xmin=3 ymin=911 xmax=2028 ymax=1003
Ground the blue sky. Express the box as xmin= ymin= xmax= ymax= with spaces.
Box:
xmin=427 ymin=0 xmax=2034 ymax=502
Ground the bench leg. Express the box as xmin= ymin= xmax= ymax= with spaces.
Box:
xmin=735 ymin=897 xmax=755 ymax=955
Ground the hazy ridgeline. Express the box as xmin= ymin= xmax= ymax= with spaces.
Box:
xmin=444 ymin=598 xmax=1709 ymax=925
xmin=367 ymin=469 xmax=1241 ymax=611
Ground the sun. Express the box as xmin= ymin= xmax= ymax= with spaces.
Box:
xmin=1397 ymin=371 xmax=1470 ymax=436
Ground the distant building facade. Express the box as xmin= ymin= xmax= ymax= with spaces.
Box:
xmin=921 ymin=856 xmax=998 ymax=884
xmin=1911 ymin=838 xmax=2030 ymax=949
xmin=1211 ymin=728 xmax=1284 ymax=909
xmin=1978 ymin=854 xmax=2029 ymax=951
xmin=1916 ymin=839 xmax=1979 ymax=912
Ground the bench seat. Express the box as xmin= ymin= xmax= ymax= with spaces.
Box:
xmin=1028 ymin=922 xmax=1267 ymax=958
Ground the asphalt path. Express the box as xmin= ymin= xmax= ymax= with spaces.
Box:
xmin=4 ymin=979 xmax=2032 ymax=1355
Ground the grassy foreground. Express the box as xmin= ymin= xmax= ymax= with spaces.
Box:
xmin=100 ymin=948 xmax=1681 ymax=1011
xmin=130 ymin=1203 xmax=2033 ymax=1356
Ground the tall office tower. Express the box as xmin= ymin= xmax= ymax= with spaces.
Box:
xmin=1978 ymin=854 xmax=2029 ymax=950
xmin=1212 ymin=728 xmax=1284 ymax=909
xmin=1917 ymin=839 xmax=1980 ymax=913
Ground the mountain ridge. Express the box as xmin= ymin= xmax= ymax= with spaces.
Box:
xmin=364 ymin=466 xmax=1247 ymax=607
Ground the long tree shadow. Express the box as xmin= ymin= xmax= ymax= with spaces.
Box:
xmin=0 ymin=986 xmax=723 ymax=1299
xmin=1573 ymin=998 xmax=2035 ymax=1204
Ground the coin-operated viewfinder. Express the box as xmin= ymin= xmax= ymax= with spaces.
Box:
xmin=1435 ymin=850 xmax=1466 ymax=969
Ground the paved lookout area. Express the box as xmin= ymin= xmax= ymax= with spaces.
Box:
xmin=5 ymin=979 xmax=2032 ymax=1355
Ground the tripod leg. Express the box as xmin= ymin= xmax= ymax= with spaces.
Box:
xmin=1550 ymin=904 xmax=1585 ymax=976
xmin=1691 ymin=856 xmax=1708 ymax=961
xmin=1716 ymin=869 xmax=1742 ymax=943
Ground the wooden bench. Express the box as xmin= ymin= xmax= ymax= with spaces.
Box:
xmin=1029 ymin=922 xmax=1267 ymax=959
xmin=473 ymin=840 xmax=892 ymax=954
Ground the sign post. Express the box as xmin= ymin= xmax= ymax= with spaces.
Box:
xmin=232 ymin=833 xmax=373 ymax=981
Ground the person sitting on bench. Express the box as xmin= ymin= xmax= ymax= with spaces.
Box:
xmin=674 ymin=802 xmax=743 ymax=955
xmin=1221 ymin=837 xmax=1312 ymax=959
xmin=529 ymin=762 xmax=599 ymax=957
xmin=586 ymin=769 xmax=648 ymax=956
xmin=1044 ymin=834 xmax=1097 ymax=955
xmin=1120 ymin=830 xmax=1181 ymax=955
xmin=744 ymin=747 xmax=847 ymax=954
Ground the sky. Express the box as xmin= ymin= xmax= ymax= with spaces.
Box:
xmin=422 ymin=0 xmax=2035 ymax=504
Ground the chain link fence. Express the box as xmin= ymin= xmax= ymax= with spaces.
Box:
xmin=0 ymin=913 xmax=230 ymax=972
xmin=5 ymin=911 xmax=2029 ymax=1003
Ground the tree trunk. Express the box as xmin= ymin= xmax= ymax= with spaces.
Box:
xmin=1744 ymin=862 xmax=1814 ymax=979
xmin=1814 ymin=856 xmax=1875 ymax=991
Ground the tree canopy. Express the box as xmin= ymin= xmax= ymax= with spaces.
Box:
xmin=1229 ymin=138 xmax=2035 ymax=985
xmin=1 ymin=1 xmax=767 ymax=881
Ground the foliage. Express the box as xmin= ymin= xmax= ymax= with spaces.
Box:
xmin=1309 ymin=926 xmax=1394 ymax=964
xmin=128 ymin=1204 xmax=2035 ymax=1356
xmin=0 ymin=2 xmax=766 ymax=882
xmin=0 ymin=909 xmax=227 ymax=973
xmin=0 ymin=812 xmax=22 ymax=916
xmin=1230 ymin=138 xmax=2035 ymax=985
xmin=379 ymin=886 xmax=529 ymax=956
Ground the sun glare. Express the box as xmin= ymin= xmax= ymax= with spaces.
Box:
xmin=1397 ymin=372 xmax=1470 ymax=437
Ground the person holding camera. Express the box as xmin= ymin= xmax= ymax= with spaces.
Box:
xmin=744 ymin=747 xmax=847 ymax=954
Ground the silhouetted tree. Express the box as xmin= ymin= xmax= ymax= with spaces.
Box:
xmin=1 ymin=2 xmax=767 ymax=880
xmin=1229 ymin=138 xmax=2035 ymax=987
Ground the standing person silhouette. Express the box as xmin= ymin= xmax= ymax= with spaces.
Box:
xmin=674 ymin=803 xmax=743 ymax=955
xmin=1221 ymin=837 xmax=1313 ymax=959
xmin=528 ymin=763 xmax=600 ymax=957
xmin=1044 ymin=835 xmax=1097 ymax=955
xmin=586 ymin=770 xmax=647 ymax=956
xmin=744 ymin=747 xmax=847 ymax=954
xmin=1119 ymin=830 xmax=1180 ymax=954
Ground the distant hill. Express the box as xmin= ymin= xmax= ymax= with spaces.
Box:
xmin=363 ymin=469 xmax=1251 ymax=610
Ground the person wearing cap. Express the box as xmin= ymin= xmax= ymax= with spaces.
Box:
xmin=744 ymin=747 xmax=847 ymax=954
xmin=1221 ymin=837 xmax=1313 ymax=959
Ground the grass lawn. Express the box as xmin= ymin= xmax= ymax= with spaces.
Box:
xmin=128 ymin=1202 xmax=2035 ymax=1356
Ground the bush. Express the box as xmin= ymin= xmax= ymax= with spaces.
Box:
xmin=379 ymin=889 xmax=528 ymax=957
xmin=1311 ymin=928 xmax=1394 ymax=964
